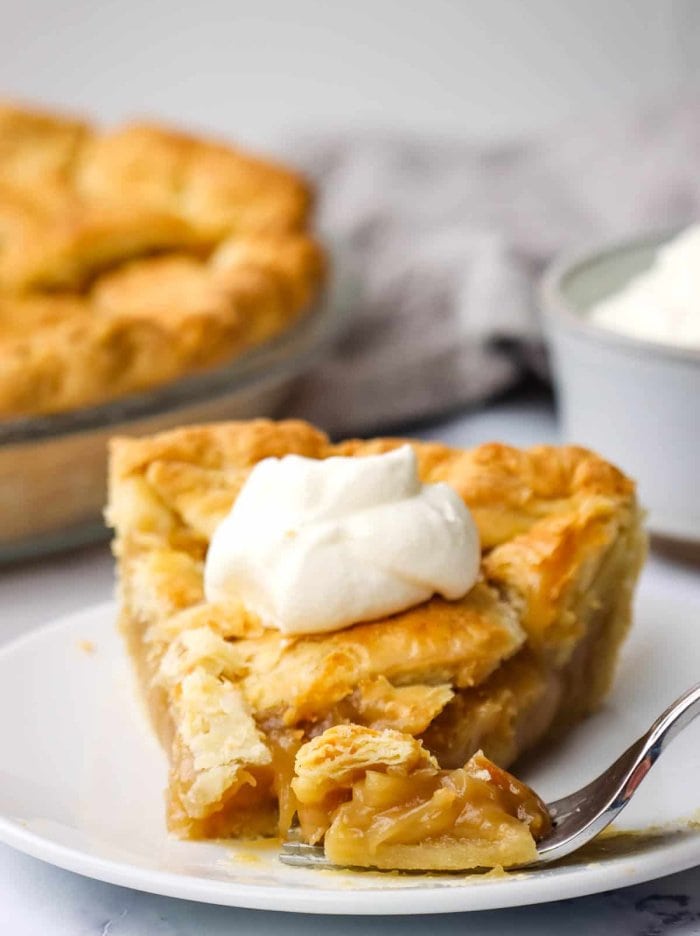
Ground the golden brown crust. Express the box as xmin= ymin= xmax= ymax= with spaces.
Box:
xmin=237 ymin=583 xmax=523 ymax=724
xmin=0 ymin=104 xmax=324 ymax=417
xmin=0 ymin=102 xmax=88 ymax=193
xmin=107 ymin=418 xmax=645 ymax=841
xmin=294 ymin=724 xmax=437 ymax=799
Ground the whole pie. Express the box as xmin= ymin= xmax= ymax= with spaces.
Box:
xmin=107 ymin=419 xmax=646 ymax=870
xmin=0 ymin=103 xmax=324 ymax=417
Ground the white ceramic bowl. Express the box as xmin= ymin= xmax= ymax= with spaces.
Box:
xmin=541 ymin=232 xmax=700 ymax=543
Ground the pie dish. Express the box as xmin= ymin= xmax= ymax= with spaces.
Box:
xmin=0 ymin=102 xmax=324 ymax=418
xmin=107 ymin=419 xmax=646 ymax=870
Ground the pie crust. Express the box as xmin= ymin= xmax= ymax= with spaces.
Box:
xmin=0 ymin=103 xmax=324 ymax=416
xmin=107 ymin=419 xmax=646 ymax=867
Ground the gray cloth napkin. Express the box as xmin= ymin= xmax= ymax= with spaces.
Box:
xmin=284 ymin=96 xmax=700 ymax=436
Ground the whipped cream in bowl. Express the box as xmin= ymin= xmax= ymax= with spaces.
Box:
xmin=589 ymin=224 xmax=700 ymax=349
xmin=204 ymin=445 xmax=481 ymax=635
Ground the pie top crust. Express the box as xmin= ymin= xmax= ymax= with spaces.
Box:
xmin=108 ymin=419 xmax=643 ymax=833
xmin=0 ymin=103 xmax=324 ymax=416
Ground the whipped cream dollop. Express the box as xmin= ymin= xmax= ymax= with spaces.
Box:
xmin=589 ymin=224 xmax=700 ymax=348
xmin=204 ymin=445 xmax=480 ymax=635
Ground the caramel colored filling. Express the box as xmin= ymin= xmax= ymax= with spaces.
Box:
xmin=295 ymin=751 xmax=551 ymax=871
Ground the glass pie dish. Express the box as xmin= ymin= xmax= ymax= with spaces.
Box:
xmin=0 ymin=290 xmax=343 ymax=563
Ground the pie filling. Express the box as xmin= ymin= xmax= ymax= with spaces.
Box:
xmin=292 ymin=725 xmax=551 ymax=870
xmin=108 ymin=419 xmax=646 ymax=871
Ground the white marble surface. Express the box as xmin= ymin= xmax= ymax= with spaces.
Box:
xmin=1 ymin=395 xmax=700 ymax=934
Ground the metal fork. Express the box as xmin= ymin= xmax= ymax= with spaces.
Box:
xmin=280 ymin=682 xmax=700 ymax=870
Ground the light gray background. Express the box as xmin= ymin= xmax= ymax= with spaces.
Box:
xmin=3 ymin=0 xmax=699 ymax=149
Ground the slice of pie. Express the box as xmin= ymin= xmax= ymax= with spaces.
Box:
xmin=0 ymin=102 xmax=324 ymax=417
xmin=107 ymin=418 xmax=646 ymax=868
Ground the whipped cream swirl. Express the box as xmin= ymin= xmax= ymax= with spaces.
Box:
xmin=204 ymin=445 xmax=481 ymax=635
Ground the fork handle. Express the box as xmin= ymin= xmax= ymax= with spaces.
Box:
xmin=550 ymin=681 xmax=700 ymax=821
xmin=646 ymin=681 xmax=700 ymax=753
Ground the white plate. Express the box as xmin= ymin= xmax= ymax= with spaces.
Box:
xmin=0 ymin=592 xmax=698 ymax=916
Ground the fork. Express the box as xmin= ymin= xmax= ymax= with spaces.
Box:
xmin=280 ymin=682 xmax=700 ymax=870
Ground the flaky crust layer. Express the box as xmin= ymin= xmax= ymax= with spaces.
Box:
xmin=0 ymin=103 xmax=324 ymax=416
xmin=107 ymin=419 xmax=645 ymax=838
